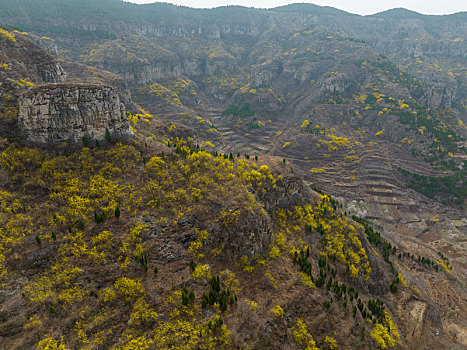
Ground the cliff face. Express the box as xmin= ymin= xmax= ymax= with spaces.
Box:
xmin=18 ymin=84 xmax=130 ymax=144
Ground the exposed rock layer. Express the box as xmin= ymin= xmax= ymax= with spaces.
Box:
xmin=18 ymin=83 xmax=131 ymax=144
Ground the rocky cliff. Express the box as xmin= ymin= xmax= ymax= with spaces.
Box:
xmin=18 ymin=83 xmax=130 ymax=144
xmin=0 ymin=28 xmax=132 ymax=144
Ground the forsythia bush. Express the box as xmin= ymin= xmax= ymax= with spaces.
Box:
xmin=0 ymin=28 xmax=16 ymax=42
xmin=37 ymin=337 xmax=66 ymax=350
xmin=270 ymin=305 xmax=284 ymax=318
xmin=114 ymin=277 xmax=144 ymax=301
xmin=192 ymin=264 xmax=212 ymax=280
xmin=292 ymin=318 xmax=320 ymax=350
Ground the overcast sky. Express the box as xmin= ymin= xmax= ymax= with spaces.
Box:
xmin=126 ymin=0 xmax=466 ymax=15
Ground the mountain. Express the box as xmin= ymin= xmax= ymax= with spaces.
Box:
xmin=0 ymin=2 xmax=466 ymax=349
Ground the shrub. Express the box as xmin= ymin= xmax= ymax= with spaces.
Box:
xmin=371 ymin=323 xmax=396 ymax=349
xmin=82 ymin=135 xmax=90 ymax=147
xmin=270 ymin=304 xmax=284 ymax=318
xmin=114 ymin=277 xmax=143 ymax=301
xmin=0 ymin=28 xmax=16 ymax=42
xmin=189 ymin=259 xmax=197 ymax=271
xmin=37 ymin=337 xmax=66 ymax=350
xmin=135 ymin=252 xmax=148 ymax=272
xmin=192 ymin=264 xmax=212 ymax=280
xmin=105 ymin=128 xmax=112 ymax=143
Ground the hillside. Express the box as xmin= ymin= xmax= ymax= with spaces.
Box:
xmin=0 ymin=3 xmax=466 ymax=349
xmin=2 ymin=0 xmax=463 ymax=268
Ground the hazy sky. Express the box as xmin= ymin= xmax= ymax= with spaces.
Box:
xmin=126 ymin=0 xmax=466 ymax=15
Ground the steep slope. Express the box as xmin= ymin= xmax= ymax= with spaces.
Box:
xmin=0 ymin=27 xmax=66 ymax=138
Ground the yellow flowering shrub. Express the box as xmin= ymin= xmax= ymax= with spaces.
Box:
xmin=246 ymin=299 xmax=258 ymax=311
xmin=300 ymin=272 xmax=315 ymax=289
xmin=292 ymin=318 xmax=320 ymax=350
xmin=99 ymin=288 xmax=117 ymax=303
xmin=129 ymin=298 xmax=158 ymax=325
xmin=24 ymin=265 xmax=84 ymax=305
xmin=269 ymin=244 xmax=281 ymax=258
xmin=37 ymin=336 xmax=66 ymax=350
xmin=114 ymin=277 xmax=143 ymax=301
xmin=220 ymin=270 xmax=240 ymax=293
xmin=0 ymin=28 xmax=16 ymax=42
xmin=192 ymin=264 xmax=212 ymax=280
xmin=270 ymin=304 xmax=284 ymax=318
xmin=265 ymin=272 xmax=278 ymax=288
xmin=324 ymin=336 xmax=337 ymax=349
xmin=371 ymin=324 xmax=395 ymax=349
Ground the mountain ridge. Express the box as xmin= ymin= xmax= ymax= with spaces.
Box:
xmin=1 ymin=0 xmax=466 ymax=25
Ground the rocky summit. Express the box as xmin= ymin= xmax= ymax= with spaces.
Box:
xmin=0 ymin=1 xmax=465 ymax=350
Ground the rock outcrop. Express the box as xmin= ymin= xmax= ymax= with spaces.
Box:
xmin=320 ymin=72 xmax=354 ymax=95
xmin=18 ymin=84 xmax=131 ymax=144
xmin=206 ymin=206 xmax=272 ymax=259
xmin=424 ymin=85 xmax=455 ymax=110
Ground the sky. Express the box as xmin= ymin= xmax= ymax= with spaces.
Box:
xmin=126 ymin=0 xmax=466 ymax=15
